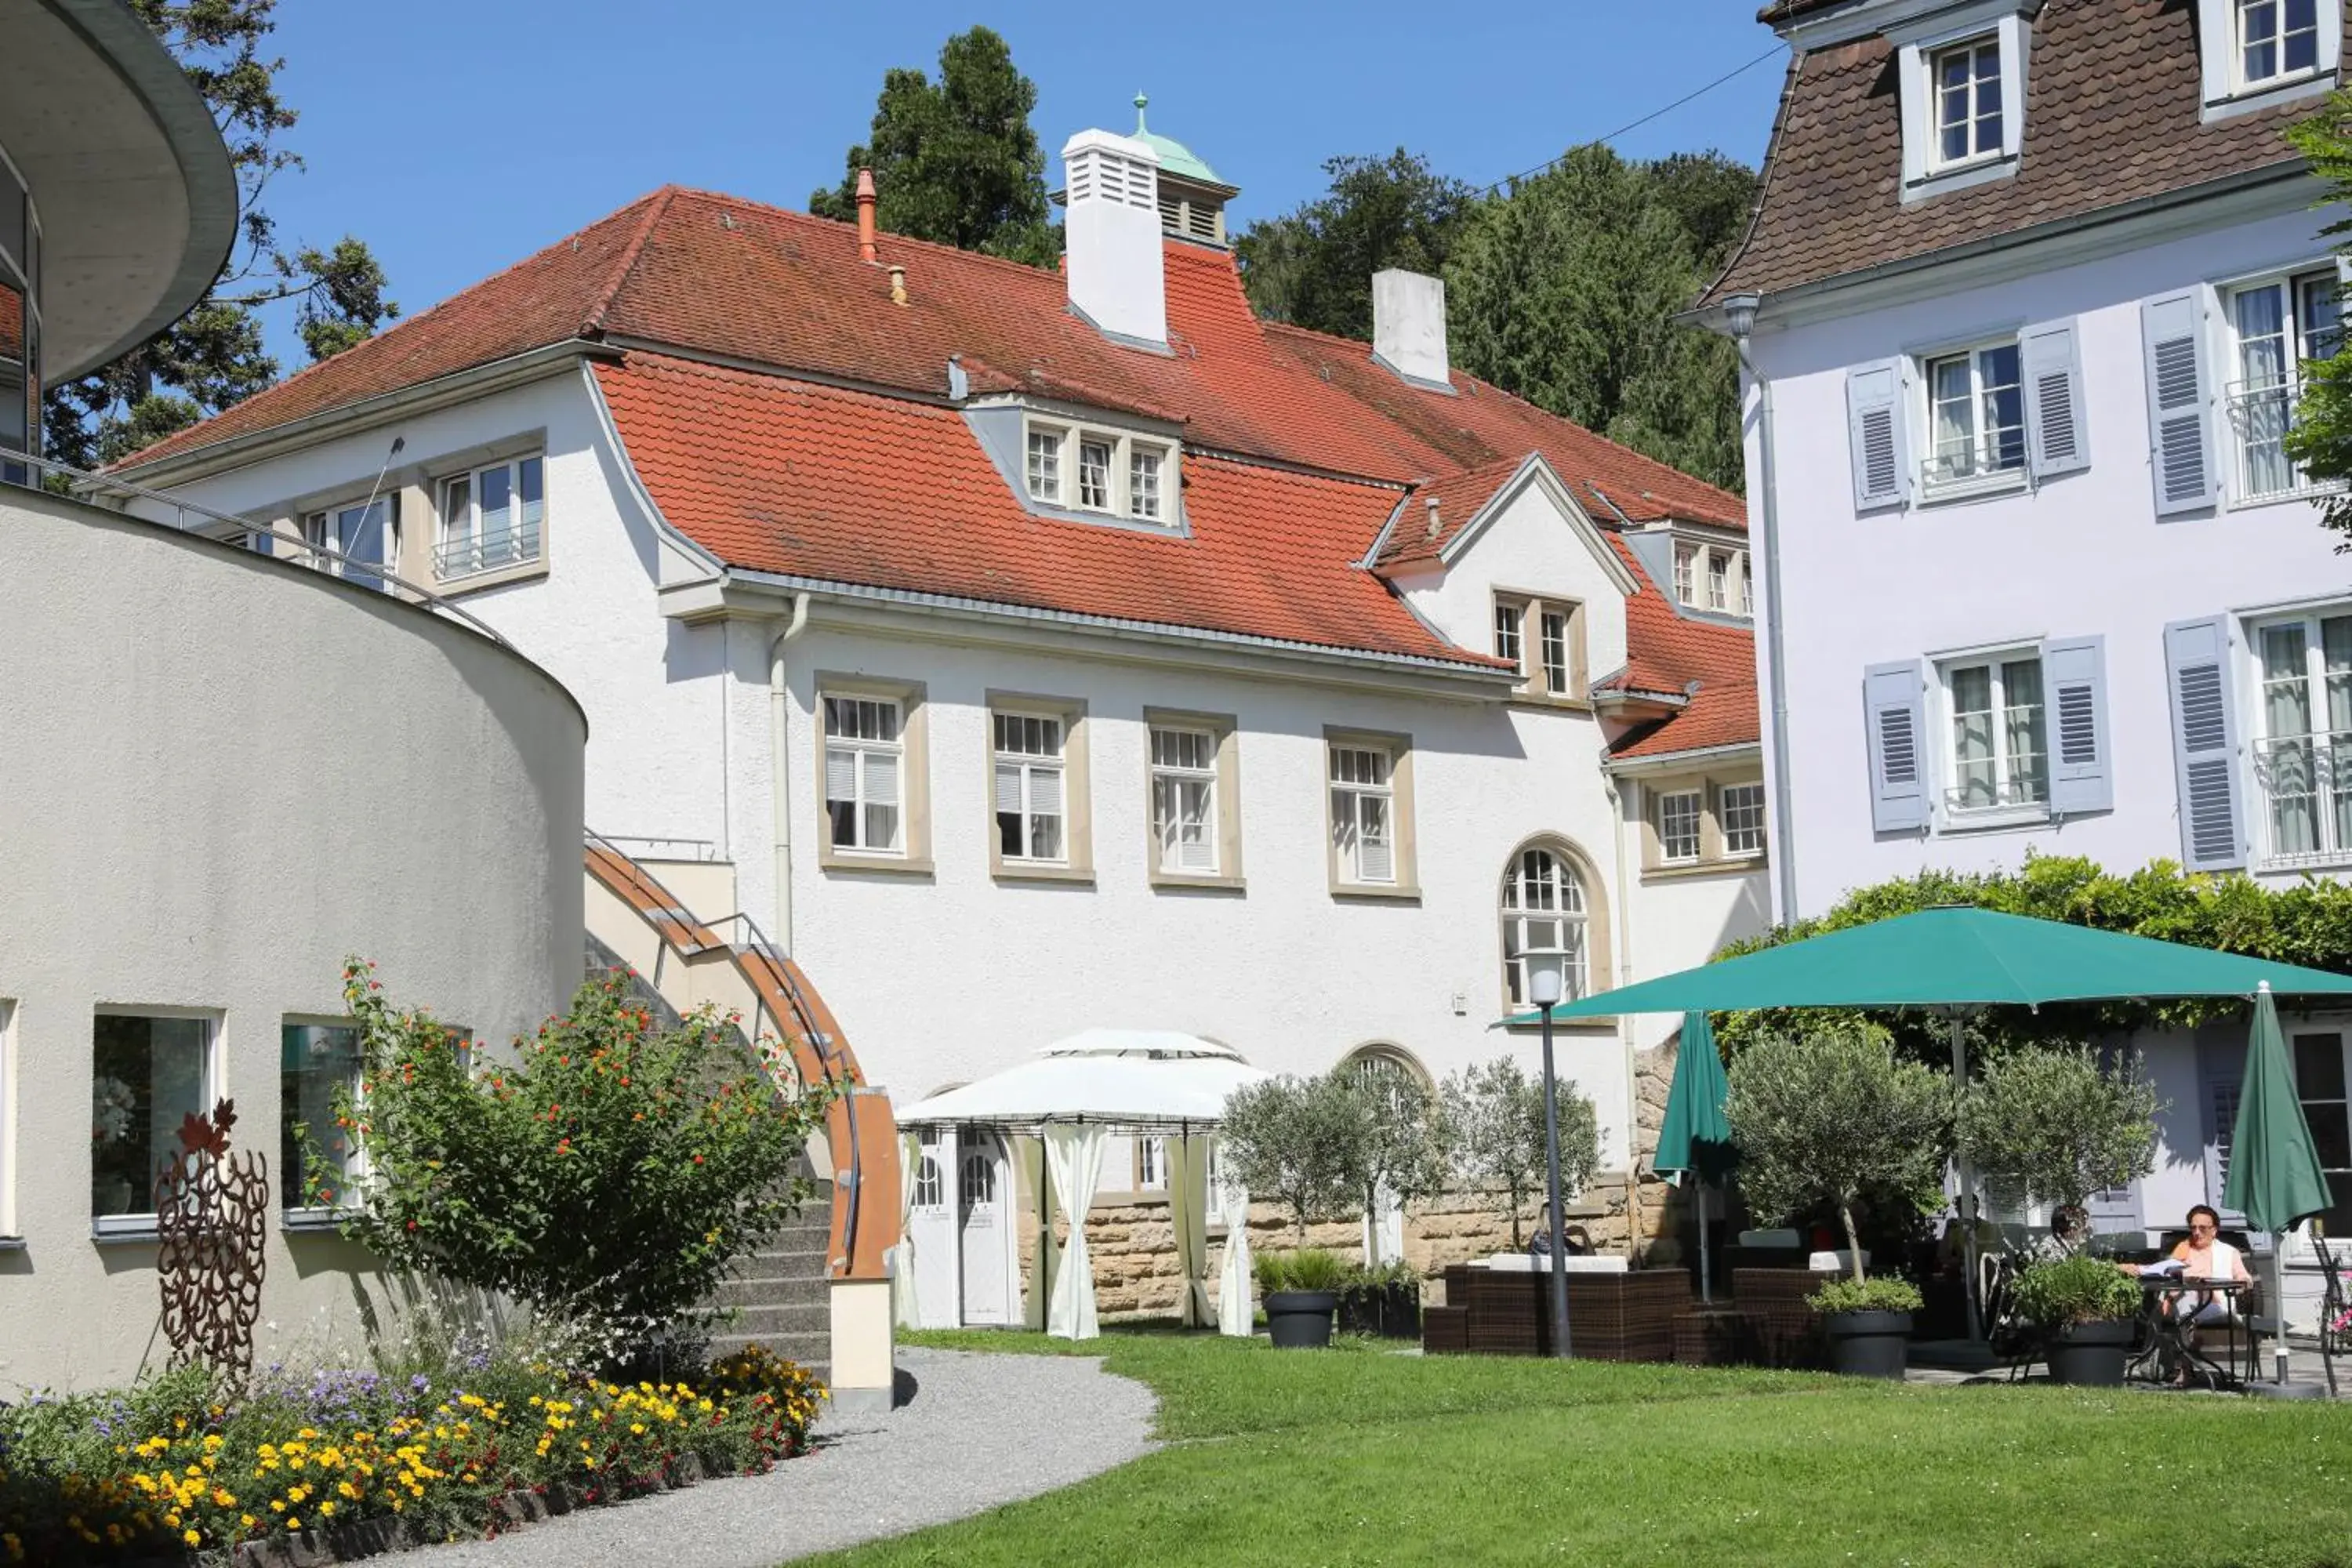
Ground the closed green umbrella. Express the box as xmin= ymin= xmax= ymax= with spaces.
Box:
xmin=2225 ymin=985 xmax=2332 ymax=1385
xmin=1653 ymin=1011 xmax=1736 ymax=1302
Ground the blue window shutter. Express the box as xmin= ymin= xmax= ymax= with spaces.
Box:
xmin=1863 ymin=659 xmax=1931 ymax=832
xmin=2164 ymin=615 xmax=2245 ymax=869
xmin=2042 ymin=635 xmax=2113 ymax=815
xmin=2142 ymin=292 xmax=2216 ymax=516
xmin=2022 ymin=318 xmax=2089 ymax=478
xmin=1846 ymin=361 xmax=1908 ymax=512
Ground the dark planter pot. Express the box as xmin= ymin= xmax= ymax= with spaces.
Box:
xmin=1337 ymin=1281 xmax=1423 ymax=1338
xmin=2046 ymin=1318 xmax=2136 ymax=1387
xmin=1822 ymin=1309 xmax=1912 ymax=1379
xmin=1265 ymin=1289 xmax=1339 ymax=1348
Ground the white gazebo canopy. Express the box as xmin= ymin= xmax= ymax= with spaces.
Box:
xmin=895 ymin=1029 xmax=1267 ymax=1341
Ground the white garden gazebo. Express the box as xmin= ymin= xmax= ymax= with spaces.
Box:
xmin=895 ymin=1029 xmax=1268 ymax=1340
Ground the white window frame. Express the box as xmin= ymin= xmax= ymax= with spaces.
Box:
xmin=1134 ymin=1135 xmax=1167 ymax=1192
xmin=1933 ymin=647 xmax=2050 ymax=822
xmin=280 ymin=1018 xmax=368 ymax=1223
xmin=1920 ymin=337 xmax=2028 ymax=495
xmin=2285 ymin=1023 xmax=2351 ymax=1258
xmin=1671 ymin=543 xmax=1696 ymax=604
xmin=435 ymin=452 xmax=544 ymax=582
xmin=992 ymin=709 xmax=1068 ymax=867
xmin=2248 ymin=606 xmax=2352 ymax=869
xmin=1927 ymin=34 xmax=2005 ymax=173
xmin=1021 ymin=414 xmax=1179 ymax=524
xmin=0 ymin=998 xmax=13 ymax=1239
xmin=1657 ymin=789 xmax=1704 ymax=865
xmin=1720 ymin=782 xmax=1769 ymax=858
xmin=1150 ymin=724 xmax=1221 ymax=877
xmin=1500 ymin=846 xmax=1589 ymax=1010
xmin=2223 ymin=266 xmax=2343 ymax=507
xmin=301 ymin=495 xmax=397 ymax=589
xmin=823 ymin=694 xmax=906 ymax=857
xmin=1539 ymin=607 xmax=1572 ymax=694
xmin=1496 ymin=592 xmax=1585 ymax=697
xmin=90 ymin=1007 xmax=220 ymax=1236
xmin=1896 ymin=12 xmax=2027 ymax=193
xmin=1329 ymin=742 xmax=1397 ymax=887
xmin=2237 ymin=0 xmax=2325 ymax=91
xmin=1493 ymin=600 xmax=1524 ymax=676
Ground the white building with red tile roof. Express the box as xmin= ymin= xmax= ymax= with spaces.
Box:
xmin=114 ymin=115 xmax=1767 ymax=1318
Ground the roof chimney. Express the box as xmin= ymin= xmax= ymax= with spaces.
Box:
xmin=1374 ymin=269 xmax=1450 ymax=390
xmin=887 ymin=264 xmax=907 ymax=306
xmin=1060 ymin=128 xmax=1166 ymax=347
xmin=855 ymin=168 xmax=878 ymax=264
xmin=1424 ymin=494 xmax=1442 ymax=539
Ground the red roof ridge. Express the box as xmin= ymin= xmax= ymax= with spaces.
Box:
xmin=658 ymin=183 xmax=1076 ymax=292
xmin=583 ymin=185 xmax=683 ymax=336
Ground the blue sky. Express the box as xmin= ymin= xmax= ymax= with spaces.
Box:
xmin=252 ymin=2 xmax=1786 ymax=364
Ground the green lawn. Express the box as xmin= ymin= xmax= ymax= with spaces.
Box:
xmin=805 ymin=1328 xmax=2352 ymax=1568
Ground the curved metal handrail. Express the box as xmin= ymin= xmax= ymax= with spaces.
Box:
xmin=5 ymin=452 xmax=512 ymax=648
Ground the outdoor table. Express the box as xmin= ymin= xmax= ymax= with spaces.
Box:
xmin=2133 ymin=1276 xmax=2255 ymax=1389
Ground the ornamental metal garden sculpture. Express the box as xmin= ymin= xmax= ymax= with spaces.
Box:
xmin=154 ymin=1098 xmax=270 ymax=1380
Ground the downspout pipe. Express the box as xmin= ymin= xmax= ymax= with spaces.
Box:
xmin=769 ymin=593 xmax=812 ymax=954
xmin=1725 ymin=295 xmax=1799 ymax=925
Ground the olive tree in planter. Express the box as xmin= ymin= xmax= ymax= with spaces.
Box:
xmin=1438 ymin=1056 xmax=1599 ymax=1250
xmin=1958 ymin=1043 xmax=2161 ymax=1221
xmin=1725 ymin=1022 xmax=1954 ymax=1378
xmin=1335 ymin=1060 xmax=1450 ymax=1336
xmin=1220 ymin=1073 xmax=1365 ymax=1348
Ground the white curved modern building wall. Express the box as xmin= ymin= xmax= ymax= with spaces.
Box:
xmin=0 ymin=487 xmax=586 ymax=1392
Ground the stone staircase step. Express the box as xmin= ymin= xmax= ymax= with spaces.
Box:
xmin=714 ymin=1275 xmax=829 ymax=1309
xmin=718 ymin=1301 xmax=830 ymax=1338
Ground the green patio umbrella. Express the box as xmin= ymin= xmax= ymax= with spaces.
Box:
xmin=2225 ymin=985 xmax=2333 ymax=1385
xmin=1504 ymin=907 xmax=2352 ymax=1342
xmin=1653 ymin=1011 xmax=1736 ymax=1303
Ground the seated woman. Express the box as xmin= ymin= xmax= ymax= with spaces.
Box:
xmin=2132 ymin=1204 xmax=2252 ymax=1384
xmin=1527 ymin=1203 xmax=1592 ymax=1259
xmin=2023 ymin=1203 xmax=2091 ymax=1268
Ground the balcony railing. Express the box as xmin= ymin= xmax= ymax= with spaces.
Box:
xmin=1944 ymin=762 xmax=2048 ymax=816
xmin=2253 ymin=731 xmax=2352 ymax=867
xmin=2226 ymin=377 xmax=2346 ymax=504
xmin=1921 ymin=432 xmax=2027 ymax=491
xmin=434 ymin=522 xmax=541 ymax=582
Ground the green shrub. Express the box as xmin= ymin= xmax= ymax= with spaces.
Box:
xmin=2013 ymin=1255 xmax=2144 ymax=1328
xmin=323 ymin=961 xmax=836 ymax=1366
xmin=1806 ymin=1276 xmax=1925 ymax=1316
xmin=1437 ymin=1056 xmax=1598 ymax=1248
xmin=1254 ymin=1248 xmax=1347 ymax=1294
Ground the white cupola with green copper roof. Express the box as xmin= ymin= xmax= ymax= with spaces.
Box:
xmin=1128 ymin=94 xmax=1239 ymax=246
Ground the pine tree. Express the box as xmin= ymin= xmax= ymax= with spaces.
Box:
xmin=808 ymin=27 xmax=1059 ymax=270
xmin=1235 ymin=151 xmax=1476 ymax=340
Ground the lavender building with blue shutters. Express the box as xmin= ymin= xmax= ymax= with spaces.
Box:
xmin=1697 ymin=0 xmax=2352 ymax=1305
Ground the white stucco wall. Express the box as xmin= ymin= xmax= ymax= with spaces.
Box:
xmin=0 ymin=490 xmax=585 ymax=1392
xmin=1749 ymin=203 xmax=2352 ymax=920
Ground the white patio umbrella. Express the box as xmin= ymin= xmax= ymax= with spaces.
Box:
xmin=898 ymin=1029 xmax=1269 ymax=1340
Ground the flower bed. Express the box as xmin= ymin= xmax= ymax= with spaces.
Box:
xmin=0 ymin=1345 xmax=824 ymax=1563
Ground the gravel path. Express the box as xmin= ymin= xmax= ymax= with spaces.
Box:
xmin=401 ymin=1347 xmax=1158 ymax=1568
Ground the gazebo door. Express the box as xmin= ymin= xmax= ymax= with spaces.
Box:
xmin=959 ymin=1130 xmax=1014 ymax=1324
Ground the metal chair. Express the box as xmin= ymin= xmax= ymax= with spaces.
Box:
xmin=2315 ymin=1234 xmax=2350 ymax=1398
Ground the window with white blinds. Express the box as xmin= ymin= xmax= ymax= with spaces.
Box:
xmin=1150 ymin=726 xmax=1219 ymax=875
xmin=993 ymin=711 xmax=1066 ymax=864
xmin=823 ymin=695 xmax=903 ymax=854
xmin=1330 ymin=744 xmax=1396 ymax=885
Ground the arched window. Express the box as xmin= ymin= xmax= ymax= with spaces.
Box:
xmin=1338 ymin=1043 xmax=1432 ymax=1105
xmin=1501 ymin=844 xmax=1589 ymax=1007
xmin=912 ymin=1154 xmax=944 ymax=1210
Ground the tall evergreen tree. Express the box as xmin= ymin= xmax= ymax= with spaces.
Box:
xmin=1446 ymin=144 xmax=1754 ymax=492
xmin=1235 ymin=151 xmax=1477 ymax=340
xmin=44 ymin=0 xmax=398 ymax=469
xmin=808 ymin=27 xmax=1059 ymax=270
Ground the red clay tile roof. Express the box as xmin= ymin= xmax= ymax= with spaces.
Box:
xmin=1708 ymin=0 xmax=2336 ymax=303
xmin=1599 ymin=533 xmax=1760 ymax=760
xmin=597 ymin=350 xmax=1485 ymax=666
xmin=114 ymin=181 xmax=1751 ymax=741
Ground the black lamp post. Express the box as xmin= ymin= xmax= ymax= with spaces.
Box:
xmin=1527 ymin=950 xmax=1573 ymax=1361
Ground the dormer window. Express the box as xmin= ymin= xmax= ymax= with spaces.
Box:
xmin=1019 ymin=413 xmax=1177 ymax=524
xmin=1929 ymin=37 xmax=2003 ymax=171
xmin=2198 ymin=0 xmax=2339 ymax=114
xmin=1894 ymin=12 xmax=2027 ymax=196
xmin=2241 ymin=0 xmax=2321 ymax=88
xmin=1668 ymin=537 xmax=1750 ymax=619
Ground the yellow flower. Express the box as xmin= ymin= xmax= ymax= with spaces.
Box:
xmin=183 ymin=1529 xmax=201 ymax=1548
xmin=320 ymin=1501 xmax=337 ymax=1518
